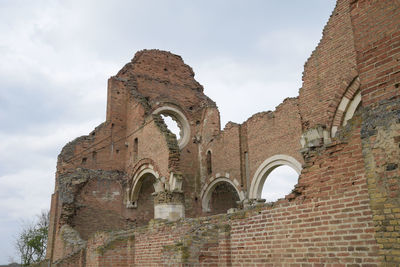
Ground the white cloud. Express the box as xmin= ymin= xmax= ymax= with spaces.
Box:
xmin=261 ymin=165 xmax=299 ymax=202
xmin=0 ymin=169 xmax=53 ymax=220
xmin=196 ymin=57 xmax=300 ymax=126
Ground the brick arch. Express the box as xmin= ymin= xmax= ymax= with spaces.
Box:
xmin=126 ymin=162 xmax=160 ymax=208
xmin=331 ymin=77 xmax=361 ymax=137
xmin=129 ymin=158 xmax=160 ymax=179
xmin=249 ymin=154 xmax=302 ymax=200
xmin=201 ymin=176 xmax=245 ymax=213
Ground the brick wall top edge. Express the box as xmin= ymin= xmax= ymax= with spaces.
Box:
xmin=242 ymin=97 xmax=299 ymax=126
xmin=57 ymin=121 xmax=108 ymax=163
xmin=299 ymin=0 xmax=358 ymax=130
xmin=82 ymin=196 xmax=316 ymax=246
xmin=222 ymin=121 xmax=240 ymax=131
xmin=302 ymin=1 xmax=338 ymax=72
xmin=114 ymin=49 xmax=217 ymax=113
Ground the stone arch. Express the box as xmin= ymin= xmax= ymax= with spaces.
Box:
xmin=331 ymin=77 xmax=361 ymax=137
xmin=201 ymin=176 xmax=245 ymax=213
xmin=249 ymin=154 xmax=302 ymax=200
xmin=153 ymin=105 xmax=191 ymax=149
xmin=342 ymin=91 xmax=361 ymax=125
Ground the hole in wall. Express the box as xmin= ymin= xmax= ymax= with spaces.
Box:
xmin=261 ymin=165 xmax=299 ymax=202
xmin=153 ymin=106 xmax=191 ymax=149
xmin=161 ymin=114 xmax=182 ymax=140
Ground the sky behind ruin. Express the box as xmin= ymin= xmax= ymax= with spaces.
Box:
xmin=0 ymin=0 xmax=335 ymax=263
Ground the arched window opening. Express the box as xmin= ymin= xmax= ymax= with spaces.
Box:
xmin=153 ymin=106 xmax=191 ymax=149
xmin=209 ymin=182 xmax=240 ymax=215
xmin=161 ymin=114 xmax=182 ymax=141
xmin=133 ymin=138 xmax=138 ymax=161
xmin=261 ymin=165 xmax=299 ymax=202
xmin=207 ymin=150 xmax=212 ymax=175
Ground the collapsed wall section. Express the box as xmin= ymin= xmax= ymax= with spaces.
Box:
xmin=299 ymin=0 xmax=358 ymax=131
xmin=46 ymin=0 xmax=400 ymax=265
xmin=244 ymin=98 xmax=303 ymax=194
xmin=53 ymin=111 xmax=380 ymax=266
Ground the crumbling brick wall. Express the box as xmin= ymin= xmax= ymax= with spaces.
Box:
xmin=45 ymin=0 xmax=400 ymax=265
xmin=349 ymin=0 xmax=400 ymax=262
xmin=299 ymin=0 xmax=358 ymax=132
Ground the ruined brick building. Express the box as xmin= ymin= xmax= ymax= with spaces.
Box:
xmin=45 ymin=0 xmax=400 ymax=266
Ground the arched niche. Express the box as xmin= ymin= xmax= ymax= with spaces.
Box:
xmin=127 ymin=166 xmax=160 ymax=225
xmin=249 ymin=154 xmax=302 ymax=200
xmin=201 ymin=177 xmax=245 ymax=214
xmin=331 ymin=77 xmax=362 ymax=137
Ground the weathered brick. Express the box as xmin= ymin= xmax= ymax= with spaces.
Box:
xmin=45 ymin=0 xmax=400 ymax=266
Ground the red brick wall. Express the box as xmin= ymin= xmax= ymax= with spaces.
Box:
xmin=299 ymin=0 xmax=358 ymax=131
xmin=205 ymin=122 xmax=241 ymax=185
xmin=350 ymin=0 xmax=400 ymax=105
xmin=52 ymin=110 xmax=380 ymax=266
xmin=245 ymin=98 xmax=303 ymax=188
xmin=71 ymin=178 xmax=127 ymax=239
xmin=209 ymin=182 xmax=240 ymax=215
xmin=350 ymin=0 xmax=400 ymax=263
xmin=47 ymin=0 xmax=400 ymax=264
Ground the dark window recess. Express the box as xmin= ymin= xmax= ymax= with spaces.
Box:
xmin=207 ymin=151 xmax=212 ymax=175
xmin=134 ymin=138 xmax=139 ymax=161
xmin=81 ymin=157 xmax=87 ymax=164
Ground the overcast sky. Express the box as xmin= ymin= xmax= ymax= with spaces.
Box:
xmin=0 ymin=0 xmax=336 ymax=263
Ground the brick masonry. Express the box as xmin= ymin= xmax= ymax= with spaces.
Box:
xmin=45 ymin=0 xmax=400 ymax=265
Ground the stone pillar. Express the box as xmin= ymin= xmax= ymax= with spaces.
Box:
xmin=153 ymin=191 xmax=185 ymax=221
xmin=153 ymin=173 xmax=185 ymax=221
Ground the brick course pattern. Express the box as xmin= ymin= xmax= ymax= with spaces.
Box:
xmin=45 ymin=0 xmax=400 ymax=265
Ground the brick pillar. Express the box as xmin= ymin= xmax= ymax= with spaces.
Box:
xmin=349 ymin=0 xmax=400 ymax=264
